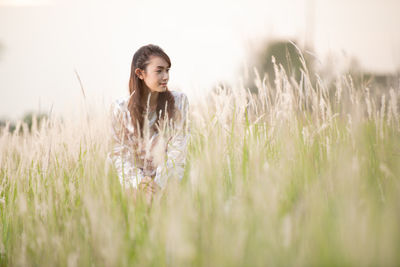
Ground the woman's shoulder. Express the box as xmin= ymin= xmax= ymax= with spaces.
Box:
xmin=170 ymin=90 xmax=185 ymax=97
xmin=110 ymin=96 xmax=131 ymax=122
xmin=169 ymin=90 xmax=189 ymax=110
xmin=111 ymin=96 xmax=130 ymax=112
xmin=114 ymin=95 xmax=130 ymax=106
xmin=110 ymin=96 xmax=135 ymax=132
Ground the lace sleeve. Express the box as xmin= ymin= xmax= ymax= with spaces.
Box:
xmin=154 ymin=93 xmax=190 ymax=188
xmin=109 ymin=99 xmax=144 ymax=189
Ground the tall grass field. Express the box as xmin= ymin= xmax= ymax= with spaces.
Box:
xmin=1 ymin=57 xmax=400 ymax=266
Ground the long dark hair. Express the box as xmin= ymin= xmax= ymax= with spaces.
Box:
xmin=128 ymin=44 xmax=175 ymax=137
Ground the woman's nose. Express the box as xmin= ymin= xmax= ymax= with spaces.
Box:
xmin=163 ymin=72 xmax=169 ymax=80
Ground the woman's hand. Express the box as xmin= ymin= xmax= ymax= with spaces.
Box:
xmin=139 ymin=176 xmax=158 ymax=192
xmin=138 ymin=176 xmax=160 ymax=205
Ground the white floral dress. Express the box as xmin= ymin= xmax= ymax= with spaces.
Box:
xmin=109 ymin=91 xmax=189 ymax=189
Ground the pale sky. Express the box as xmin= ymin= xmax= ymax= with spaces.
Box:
xmin=0 ymin=0 xmax=399 ymax=119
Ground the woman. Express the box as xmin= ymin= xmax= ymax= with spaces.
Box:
xmin=109 ymin=44 xmax=189 ymax=203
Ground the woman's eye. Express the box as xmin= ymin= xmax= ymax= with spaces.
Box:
xmin=156 ymin=69 xmax=169 ymax=73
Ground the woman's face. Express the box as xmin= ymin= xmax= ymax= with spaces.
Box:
xmin=137 ymin=55 xmax=170 ymax=93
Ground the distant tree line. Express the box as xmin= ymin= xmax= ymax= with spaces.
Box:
xmin=0 ymin=112 xmax=48 ymax=133
xmin=242 ymin=38 xmax=399 ymax=94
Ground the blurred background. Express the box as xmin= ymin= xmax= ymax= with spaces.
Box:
xmin=0 ymin=0 xmax=399 ymax=122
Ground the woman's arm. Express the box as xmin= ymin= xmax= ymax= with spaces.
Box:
xmin=109 ymin=99 xmax=145 ymax=189
xmin=154 ymin=93 xmax=190 ymax=188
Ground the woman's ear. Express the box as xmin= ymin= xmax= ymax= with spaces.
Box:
xmin=135 ymin=68 xmax=144 ymax=80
